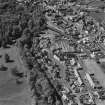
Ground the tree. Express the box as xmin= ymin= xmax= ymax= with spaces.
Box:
xmin=11 ymin=66 xmax=24 ymax=78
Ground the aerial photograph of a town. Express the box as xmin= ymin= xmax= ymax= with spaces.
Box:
xmin=1 ymin=0 xmax=105 ymax=105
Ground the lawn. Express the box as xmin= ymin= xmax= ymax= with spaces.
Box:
xmin=0 ymin=45 xmax=31 ymax=105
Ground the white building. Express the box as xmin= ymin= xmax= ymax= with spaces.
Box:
xmin=53 ymin=54 xmax=60 ymax=61
xmin=70 ymin=58 xmax=76 ymax=66
xmin=88 ymin=92 xmax=94 ymax=103
xmin=74 ymin=68 xmax=83 ymax=86
xmin=62 ymin=94 xmax=68 ymax=100
xmin=94 ymin=91 xmax=100 ymax=98
xmin=77 ymin=62 xmax=81 ymax=68
xmin=85 ymin=73 xmax=95 ymax=88
xmin=90 ymin=52 xmax=95 ymax=58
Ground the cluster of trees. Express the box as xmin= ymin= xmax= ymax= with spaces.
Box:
xmin=28 ymin=59 xmax=63 ymax=105
xmin=21 ymin=36 xmax=64 ymax=105
xmin=0 ymin=0 xmax=47 ymax=48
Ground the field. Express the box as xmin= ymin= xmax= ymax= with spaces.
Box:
xmin=0 ymin=46 xmax=31 ymax=105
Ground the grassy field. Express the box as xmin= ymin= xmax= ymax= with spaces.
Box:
xmin=0 ymin=45 xmax=31 ymax=105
